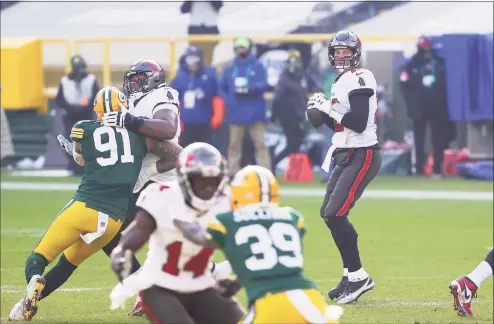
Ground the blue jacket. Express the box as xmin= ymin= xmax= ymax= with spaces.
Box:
xmin=219 ymin=54 xmax=268 ymax=124
xmin=171 ymin=62 xmax=219 ymax=125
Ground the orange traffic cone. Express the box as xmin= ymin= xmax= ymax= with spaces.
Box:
xmin=284 ymin=153 xmax=313 ymax=182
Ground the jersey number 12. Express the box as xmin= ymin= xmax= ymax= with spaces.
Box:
xmin=93 ymin=127 xmax=134 ymax=166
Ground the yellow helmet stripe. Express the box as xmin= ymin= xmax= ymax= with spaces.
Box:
xmin=254 ymin=170 xmax=270 ymax=204
xmin=103 ymin=87 xmax=112 ymax=114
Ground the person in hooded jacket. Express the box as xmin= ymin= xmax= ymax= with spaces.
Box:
xmin=220 ymin=36 xmax=270 ymax=173
xmin=55 ymin=55 xmax=100 ymax=175
xmin=270 ymin=49 xmax=309 ymax=171
xmin=171 ymin=46 xmax=224 ymax=147
xmin=400 ymin=35 xmax=455 ymax=178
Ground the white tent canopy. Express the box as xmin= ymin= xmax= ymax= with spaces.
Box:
xmin=1 ymin=1 xmax=318 ymax=67
xmin=350 ymin=1 xmax=493 ymax=56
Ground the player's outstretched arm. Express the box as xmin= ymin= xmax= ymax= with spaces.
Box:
xmin=110 ymin=210 xmax=156 ymax=281
xmin=137 ymin=109 xmax=178 ymax=140
xmin=173 ymin=219 xmax=220 ymax=249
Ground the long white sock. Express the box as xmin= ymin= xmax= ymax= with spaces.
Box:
xmin=348 ymin=268 xmax=369 ymax=282
xmin=343 ymin=268 xmax=348 ymax=277
xmin=467 ymin=261 xmax=493 ymax=288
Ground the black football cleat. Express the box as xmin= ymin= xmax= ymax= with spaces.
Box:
xmin=328 ymin=276 xmax=348 ymax=300
xmin=336 ymin=276 xmax=375 ymax=304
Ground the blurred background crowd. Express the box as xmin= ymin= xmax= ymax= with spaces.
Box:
xmin=1 ymin=1 xmax=493 ymax=181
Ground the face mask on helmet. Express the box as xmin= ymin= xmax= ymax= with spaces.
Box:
xmin=332 ymin=47 xmax=354 ymax=70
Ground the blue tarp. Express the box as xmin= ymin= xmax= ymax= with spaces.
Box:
xmin=431 ymin=33 xmax=493 ymax=122
xmin=456 ymin=161 xmax=494 ymax=181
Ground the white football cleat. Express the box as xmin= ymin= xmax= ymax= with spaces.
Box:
xmin=23 ymin=275 xmax=46 ymax=321
xmin=8 ymin=297 xmax=25 ymax=321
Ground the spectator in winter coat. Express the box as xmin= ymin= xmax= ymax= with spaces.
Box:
xmin=271 ymin=49 xmax=309 ymax=171
xmin=220 ymin=36 xmax=270 ymax=173
xmin=172 ymin=46 xmax=224 ymax=147
xmin=55 ymin=55 xmax=100 ymax=175
xmin=400 ymin=35 xmax=455 ymax=178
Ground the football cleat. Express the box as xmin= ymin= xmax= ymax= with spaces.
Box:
xmin=336 ymin=277 xmax=375 ymax=304
xmin=128 ymin=299 xmax=145 ymax=316
xmin=449 ymin=276 xmax=478 ymax=317
xmin=328 ymin=276 xmax=348 ymax=300
xmin=8 ymin=297 xmax=25 ymax=321
xmin=23 ymin=275 xmax=46 ymax=320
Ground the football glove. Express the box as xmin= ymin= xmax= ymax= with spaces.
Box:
xmin=110 ymin=246 xmax=134 ymax=282
xmin=307 ymin=93 xmax=331 ymax=115
xmin=102 ymin=106 xmax=146 ymax=133
xmin=57 ymin=134 xmax=74 ymax=157
xmin=217 ymin=278 xmax=242 ymax=298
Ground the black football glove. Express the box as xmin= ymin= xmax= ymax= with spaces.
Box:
xmin=217 ymin=278 xmax=242 ymax=298
xmin=110 ymin=246 xmax=134 ymax=282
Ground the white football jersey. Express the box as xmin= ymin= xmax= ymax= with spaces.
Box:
xmin=329 ymin=68 xmax=378 ymax=148
xmin=135 ymin=181 xmax=231 ymax=293
xmin=130 ymin=85 xmax=181 ymax=193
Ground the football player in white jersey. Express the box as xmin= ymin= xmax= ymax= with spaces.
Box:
xmin=306 ymin=30 xmax=382 ymax=304
xmin=100 ymin=59 xmax=183 ymax=315
xmin=109 ymin=143 xmax=245 ymax=324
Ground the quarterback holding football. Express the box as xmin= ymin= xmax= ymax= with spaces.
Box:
xmin=306 ymin=30 xmax=382 ymax=304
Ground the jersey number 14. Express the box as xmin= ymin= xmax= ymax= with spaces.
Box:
xmin=93 ymin=127 xmax=134 ymax=166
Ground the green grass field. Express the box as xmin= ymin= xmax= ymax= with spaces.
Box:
xmin=1 ymin=175 xmax=493 ymax=323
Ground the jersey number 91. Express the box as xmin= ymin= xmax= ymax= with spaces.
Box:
xmin=93 ymin=127 xmax=134 ymax=166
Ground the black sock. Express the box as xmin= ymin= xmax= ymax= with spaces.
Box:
xmin=25 ymin=253 xmax=48 ymax=283
xmin=327 ymin=218 xmax=362 ymax=273
xmin=330 ymin=229 xmax=350 ymax=270
xmin=103 ymin=232 xmax=141 ymax=275
xmin=40 ymin=253 xmax=77 ymax=300
xmin=485 ymin=249 xmax=494 ymax=271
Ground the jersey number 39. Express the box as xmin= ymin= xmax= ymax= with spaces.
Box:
xmin=235 ymin=223 xmax=303 ymax=271
xmin=93 ymin=127 xmax=134 ymax=166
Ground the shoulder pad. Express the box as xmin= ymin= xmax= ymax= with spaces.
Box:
xmin=70 ymin=120 xmax=98 ymax=142
xmin=152 ymin=86 xmax=179 ymax=106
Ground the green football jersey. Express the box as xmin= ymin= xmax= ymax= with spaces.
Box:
xmin=207 ymin=204 xmax=317 ymax=306
xmin=70 ymin=120 xmax=147 ymax=221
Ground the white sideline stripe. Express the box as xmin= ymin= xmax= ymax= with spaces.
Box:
xmin=353 ymin=299 xmax=494 ymax=308
xmin=1 ymin=285 xmax=109 ymax=293
xmin=1 ymin=182 xmax=492 ymax=201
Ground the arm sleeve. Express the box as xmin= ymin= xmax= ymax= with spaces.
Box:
xmin=339 ymin=70 xmax=376 ymax=134
xmin=70 ymin=121 xmax=86 ymax=143
xmin=340 ymin=92 xmax=371 ymax=134
xmin=206 ymin=215 xmax=227 ymax=248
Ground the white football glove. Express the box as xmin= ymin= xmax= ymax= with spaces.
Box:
xmin=102 ymin=105 xmax=129 ymax=128
xmin=307 ymin=93 xmax=331 ymax=115
xmin=57 ymin=134 xmax=74 ymax=157
xmin=328 ymin=102 xmax=349 ymax=123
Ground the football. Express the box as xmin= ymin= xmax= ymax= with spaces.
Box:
xmin=307 ymin=109 xmax=333 ymax=129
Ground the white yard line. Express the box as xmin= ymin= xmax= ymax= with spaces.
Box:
xmin=352 ymin=299 xmax=494 ymax=308
xmin=1 ymin=182 xmax=492 ymax=201
xmin=1 ymin=285 xmax=109 ymax=294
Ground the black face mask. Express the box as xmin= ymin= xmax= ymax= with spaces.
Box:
xmin=238 ymin=52 xmax=248 ymax=59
